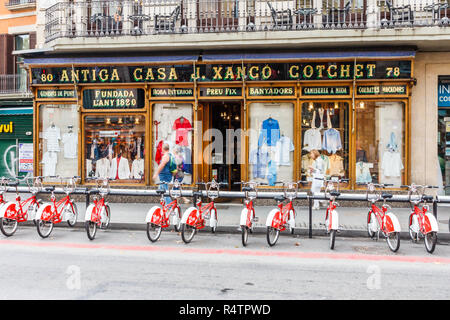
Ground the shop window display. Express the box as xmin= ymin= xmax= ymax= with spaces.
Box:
xmin=39 ymin=104 xmax=79 ymax=182
xmin=152 ymin=103 xmax=193 ymax=185
xmin=301 ymin=102 xmax=349 ymax=184
xmin=356 ymin=101 xmax=405 ymax=187
xmin=84 ymin=115 xmax=145 ymax=183
xmin=249 ymin=102 xmax=295 ymax=186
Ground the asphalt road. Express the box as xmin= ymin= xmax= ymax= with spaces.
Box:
xmin=0 ymin=226 xmax=449 ymax=300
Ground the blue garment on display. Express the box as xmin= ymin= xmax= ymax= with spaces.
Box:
xmin=258 ymin=118 xmax=280 ymax=147
xmin=249 ymin=148 xmax=270 ymax=179
xmin=267 ymin=160 xmax=277 ymax=186
xmin=181 ymin=147 xmax=192 ymax=174
xmin=322 ymin=128 xmax=342 ymax=154
xmin=386 ymin=132 xmax=398 ymax=152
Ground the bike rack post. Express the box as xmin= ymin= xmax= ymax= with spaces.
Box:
xmin=308 ymin=195 xmax=313 ymax=239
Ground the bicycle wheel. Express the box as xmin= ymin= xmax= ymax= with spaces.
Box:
xmin=147 ymin=223 xmax=162 ymax=242
xmin=0 ymin=217 xmax=18 ymax=237
xmin=241 ymin=225 xmax=248 ymax=247
xmin=266 ymin=226 xmax=280 ymax=247
xmin=36 ymin=219 xmax=54 ymax=238
xmin=408 ymin=213 xmax=419 ymax=242
xmin=329 ymin=229 xmax=336 ymax=250
xmin=367 ymin=211 xmax=378 ymax=238
xmin=180 ymin=223 xmax=196 ymax=244
xmin=172 ymin=206 xmax=181 ymax=232
xmin=66 ymin=203 xmax=78 ymax=227
xmin=386 ymin=232 xmax=400 ymax=252
xmin=424 ymin=232 xmax=437 ymax=254
xmin=85 ymin=221 xmax=97 ymax=240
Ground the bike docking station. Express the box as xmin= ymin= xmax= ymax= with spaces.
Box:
xmin=1 ymin=178 xmax=449 ymax=248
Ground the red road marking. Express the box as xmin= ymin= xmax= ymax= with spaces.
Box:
xmin=1 ymin=239 xmax=450 ymax=264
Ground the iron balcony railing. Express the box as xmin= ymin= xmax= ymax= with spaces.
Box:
xmin=0 ymin=74 xmax=31 ymax=96
xmin=44 ymin=0 xmax=450 ymax=42
xmin=5 ymin=0 xmax=36 ymax=7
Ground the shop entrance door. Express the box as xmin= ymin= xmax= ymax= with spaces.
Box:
xmin=206 ymin=102 xmax=242 ymax=191
xmin=438 ymin=109 xmax=450 ymax=195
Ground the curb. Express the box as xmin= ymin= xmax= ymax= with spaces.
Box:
xmin=20 ymin=221 xmax=450 ymax=242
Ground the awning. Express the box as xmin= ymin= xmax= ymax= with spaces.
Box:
xmin=0 ymin=107 xmax=33 ymax=115
xmin=202 ymin=50 xmax=417 ymax=62
xmin=23 ymin=54 xmax=199 ymax=66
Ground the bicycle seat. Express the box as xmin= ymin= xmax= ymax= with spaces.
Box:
xmin=242 ymin=187 xmax=253 ymax=192
xmin=274 ymin=195 xmax=286 ymax=202
xmin=7 ymin=181 xmax=19 ymax=187
xmin=193 ymin=191 xmax=202 ymax=197
xmin=45 ymin=186 xmax=55 ymax=192
xmin=156 ymin=190 xmax=166 ymax=195
xmin=422 ymin=195 xmax=433 ymax=202
xmin=381 ymin=193 xmax=393 ymax=199
xmin=329 ymin=191 xmax=341 ymax=197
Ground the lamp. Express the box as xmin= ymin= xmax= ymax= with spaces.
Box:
xmin=308 ymin=102 xmax=313 ymax=111
xmin=106 ymin=118 xmax=111 ymax=125
xmin=334 ymin=102 xmax=339 ymax=109
xmin=359 ymin=101 xmax=365 ymax=109
xmin=118 ymin=117 xmax=123 ymax=124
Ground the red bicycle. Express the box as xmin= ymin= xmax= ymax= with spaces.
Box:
xmin=0 ymin=177 xmax=8 ymax=208
xmin=363 ymin=182 xmax=401 ymax=252
xmin=35 ymin=176 xmax=80 ymax=238
xmin=85 ymin=178 xmax=111 ymax=240
xmin=145 ymin=180 xmax=183 ymax=242
xmin=236 ymin=181 xmax=265 ymax=247
xmin=0 ymin=177 xmax=43 ymax=237
xmin=180 ymin=179 xmax=226 ymax=244
xmin=265 ymin=181 xmax=298 ymax=247
xmin=402 ymin=184 xmax=439 ymax=254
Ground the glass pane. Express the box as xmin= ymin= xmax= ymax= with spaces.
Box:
xmin=248 ymin=102 xmax=295 ymax=186
xmin=84 ymin=115 xmax=146 ymax=183
xmin=39 ymin=104 xmax=79 ymax=183
xmin=301 ymin=101 xmax=349 ymax=185
xmin=152 ymin=103 xmax=193 ymax=185
xmin=356 ymin=101 xmax=405 ymax=187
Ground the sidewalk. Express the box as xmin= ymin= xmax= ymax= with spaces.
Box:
xmin=31 ymin=200 xmax=450 ymax=240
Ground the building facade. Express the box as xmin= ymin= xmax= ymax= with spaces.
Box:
xmin=0 ymin=0 xmax=36 ymax=181
xmin=20 ymin=0 xmax=450 ymax=192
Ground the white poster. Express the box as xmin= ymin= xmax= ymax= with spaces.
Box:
xmin=19 ymin=143 xmax=33 ymax=173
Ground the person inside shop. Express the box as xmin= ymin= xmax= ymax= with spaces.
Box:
xmin=152 ymin=143 xmax=174 ymax=204
xmin=309 ymin=150 xmax=325 ymax=210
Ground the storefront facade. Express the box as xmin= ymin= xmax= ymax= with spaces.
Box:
xmin=0 ymin=106 xmax=33 ymax=181
xmin=25 ymin=50 xmax=414 ymax=189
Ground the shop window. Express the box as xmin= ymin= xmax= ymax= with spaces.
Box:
xmin=152 ymin=103 xmax=193 ymax=185
xmin=39 ymin=104 xmax=79 ymax=182
xmin=301 ymin=101 xmax=349 ymax=184
xmin=248 ymin=102 xmax=295 ymax=186
xmin=356 ymin=101 xmax=405 ymax=187
xmin=84 ymin=115 xmax=145 ymax=183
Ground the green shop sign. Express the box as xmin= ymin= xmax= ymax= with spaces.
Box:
xmin=37 ymin=89 xmax=75 ymax=99
xmin=357 ymin=85 xmax=407 ymax=95
xmin=302 ymin=86 xmax=350 ymax=96
xmin=151 ymin=87 xmax=194 ymax=97
xmin=31 ymin=60 xmax=412 ymax=84
xmin=82 ymin=88 xmax=145 ymax=109
xmin=199 ymin=87 xmax=242 ymax=97
xmin=248 ymin=86 xmax=295 ymax=96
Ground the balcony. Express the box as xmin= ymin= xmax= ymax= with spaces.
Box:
xmin=0 ymin=74 xmax=32 ymax=99
xmin=42 ymin=0 xmax=450 ymax=51
xmin=5 ymin=0 xmax=36 ymax=11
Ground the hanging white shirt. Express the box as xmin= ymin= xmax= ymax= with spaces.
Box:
xmin=62 ymin=132 xmax=78 ymax=159
xmin=381 ymin=151 xmax=403 ymax=177
xmin=275 ymin=136 xmax=295 ymax=166
xmin=109 ymin=156 xmax=131 ymax=180
xmin=131 ymin=158 xmax=145 ymax=179
xmin=41 ymin=151 xmax=57 ymax=176
xmin=95 ymin=157 xmax=111 ymax=179
xmin=44 ymin=126 xmax=61 ymax=152
xmin=303 ymin=128 xmax=322 ymax=152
